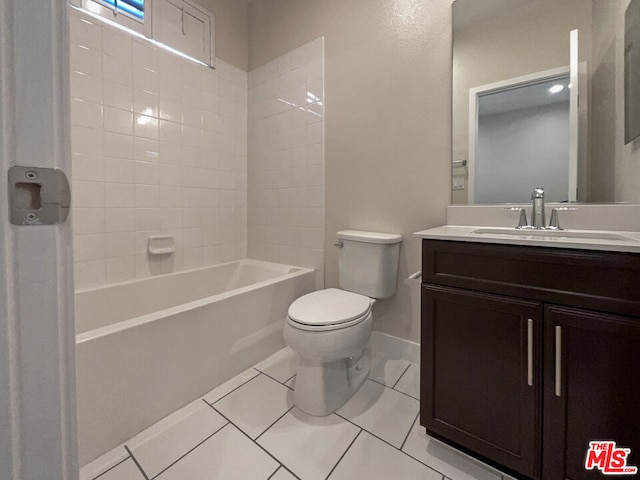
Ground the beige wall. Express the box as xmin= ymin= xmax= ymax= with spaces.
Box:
xmin=198 ymin=0 xmax=249 ymax=70
xmin=591 ymin=0 xmax=640 ymax=202
xmin=249 ymin=0 xmax=452 ymax=342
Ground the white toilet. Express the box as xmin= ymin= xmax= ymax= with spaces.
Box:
xmin=284 ymin=230 xmax=402 ymax=416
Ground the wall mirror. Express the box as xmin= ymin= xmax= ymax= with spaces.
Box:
xmin=452 ymin=0 xmax=640 ymax=205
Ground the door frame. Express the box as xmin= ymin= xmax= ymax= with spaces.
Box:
xmin=467 ymin=65 xmax=582 ymax=204
xmin=0 ymin=1 xmax=77 ymax=479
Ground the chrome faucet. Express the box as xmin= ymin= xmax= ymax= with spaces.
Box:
xmin=531 ymin=187 xmax=545 ymax=229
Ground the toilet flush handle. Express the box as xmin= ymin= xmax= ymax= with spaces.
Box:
xmin=334 ymin=241 xmax=344 ymax=248
xmin=407 ymin=271 xmax=422 ymax=280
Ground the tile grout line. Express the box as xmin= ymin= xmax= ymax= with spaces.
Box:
xmin=124 ymin=445 xmax=151 ymax=480
xmin=255 ymin=404 xmax=296 ymax=442
xmin=203 ymin=370 xmax=261 ymax=406
xmin=367 ymin=377 xmax=420 ymax=401
xmin=402 ymin=412 xmax=503 ymax=480
xmin=255 ymin=368 xmax=295 ymax=390
xmin=400 ymin=411 xmax=420 ymax=451
xmin=283 ymin=373 xmax=296 ymax=389
xmin=142 ymin=415 xmax=229 ymax=480
xmin=91 ymin=455 xmax=133 ymax=480
xmin=266 ymin=466 xmax=282 ymax=480
xmin=391 ymin=363 xmax=412 ymax=390
xmin=209 ymin=404 xmax=302 ymax=480
xmin=324 ymin=428 xmax=363 ymax=480
xmin=333 ymin=411 xmax=443 ymax=478
xmin=333 ymin=411 xmax=400 ymax=451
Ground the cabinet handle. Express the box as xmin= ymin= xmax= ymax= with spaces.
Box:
xmin=555 ymin=326 xmax=562 ymax=397
xmin=527 ymin=319 xmax=533 ymax=387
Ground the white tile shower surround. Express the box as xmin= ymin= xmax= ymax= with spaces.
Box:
xmin=83 ymin=338 xmax=513 ymax=480
xmin=247 ymin=39 xmax=325 ymax=278
xmin=70 ymin=9 xmax=248 ymax=288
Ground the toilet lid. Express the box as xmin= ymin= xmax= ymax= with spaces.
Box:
xmin=288 ymin=288 xmax=372 ymax=327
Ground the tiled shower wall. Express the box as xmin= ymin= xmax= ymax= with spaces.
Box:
xmin=247 ymin=39 xmax=325 ymax=281
xmin=70 ymin=8 xmax=248 ymax=288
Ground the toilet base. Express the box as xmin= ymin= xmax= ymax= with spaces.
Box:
xmin=293 ymin=350 xmax=370 ymax=417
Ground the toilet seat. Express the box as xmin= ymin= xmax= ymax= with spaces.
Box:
xmin=287 ymin=288 xmax=372 ymax=332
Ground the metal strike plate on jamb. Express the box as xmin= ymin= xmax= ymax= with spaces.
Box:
xmin=8 ymin=166 xmax=71 ymax=225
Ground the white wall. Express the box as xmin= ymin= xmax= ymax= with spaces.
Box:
xmin=475 ymin=102 xmax=570 ymax=204
xmin=247 ymin=39 xmax=325 ymax=282
xmin=70 ymin=9 xmax=248 ymax=288
xmin=1 ymin=1 xmax=78 ymax=478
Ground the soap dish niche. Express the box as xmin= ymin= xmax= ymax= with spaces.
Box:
xmin=148 ymin=235 xmax=176 ymax=256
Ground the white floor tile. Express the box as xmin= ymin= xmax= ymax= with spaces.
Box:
xmin=129 ymin=402 xmax=227 ymax=478
xmin=84 ymin=334 xmax=515 ymax=480
xmin=258 ymin=408 xmax=360 ymax=480
xmin=94 ymin=458 xmax=145 ymax=480
xmin=402 ymin=417 xmax=502 ymax=480
xmin=269 ymin=466 xmax=298 ymax=480
xmin=328 ymin=431 xmax=442 ymax=480
xmin=202 ymin=367 xmax=260 ymax=404
xmin=337 ymin=379 xmax=419 ymax=448
xmin=214 ymin=373 xmax=294 ymax=439
xmin=155 ymin=424 xmax=279 ymax=480
xmin=81 ymin=446 xmax=129 ymax=480
xmin=370 ymin=332 xmax=421 ymax=364
xmin=394 ymin=363 xmax=420 ymax=399
xmin=368 ymin=349 xmax=412 ymax=387
xmin=255 ymin=347 xmax=298 ymax=383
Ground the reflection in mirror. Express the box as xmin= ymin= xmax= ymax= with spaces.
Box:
xmin=473 ymin=75 xmax=570 ymax=204
xmin=452 ymin=0 xmax=640 ymax=205
xmin=626 ymin=0 xmax=640 ymax=143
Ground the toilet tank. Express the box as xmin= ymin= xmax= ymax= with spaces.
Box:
xmin=336 ymin=230 xmax=402 ymax=299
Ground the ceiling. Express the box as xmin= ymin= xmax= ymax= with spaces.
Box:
xmin=478 ymin=76 xmax=571 ymax=116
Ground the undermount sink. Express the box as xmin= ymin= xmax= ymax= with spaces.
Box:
xmin=470 ymin=228 xmax=638 ymax=243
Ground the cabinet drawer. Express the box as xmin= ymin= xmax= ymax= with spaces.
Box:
xmin=422 ymin=240 xmax=640 ymax=318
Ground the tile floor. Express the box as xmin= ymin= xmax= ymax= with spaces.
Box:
xmin=83 ymin=346 xmax=515 ymax=480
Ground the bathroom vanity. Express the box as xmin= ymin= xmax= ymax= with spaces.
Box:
xmin=414 ymin=229 xmax=640 ymax=480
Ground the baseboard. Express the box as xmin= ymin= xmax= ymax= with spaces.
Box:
xmin=370 ymin=331 xmax=420 ymax=364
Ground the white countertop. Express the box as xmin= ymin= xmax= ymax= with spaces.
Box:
xmin=413 ymin=225 xmax=640 ymax=253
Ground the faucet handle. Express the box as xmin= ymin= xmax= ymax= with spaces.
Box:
xmin=503 ymin=207 xmax=529 ymax=229
xmin=548 ymin=207 xmax=578 ymax=230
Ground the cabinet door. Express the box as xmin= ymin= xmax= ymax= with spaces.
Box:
xmin=421 ymin=285 xmax=542 ymax=479
xmin=543 ymin=306 xmax=640 ymax=480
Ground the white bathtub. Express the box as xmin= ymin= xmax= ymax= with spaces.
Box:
xmin=75 ymin=259 xmax=315 ymax=466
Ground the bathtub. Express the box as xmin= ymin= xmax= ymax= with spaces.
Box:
xmin=75 ymin=259 xmax=315 ymax=466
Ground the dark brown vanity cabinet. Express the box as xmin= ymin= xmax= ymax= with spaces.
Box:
xmin=422 ymin=285 xmax=542 ymax=478
xmin=543 ymin=306 xmax=640 ymax=480
xmin=420 ymin=240 xmax=640 ymax=480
